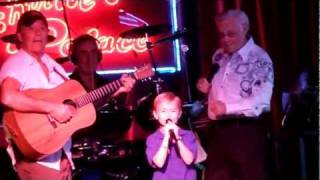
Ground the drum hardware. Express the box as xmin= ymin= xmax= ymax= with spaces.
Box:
xmin=120 ymin=24 xmax=189 ymax=96
xmin=72 ymin=139 xmax=142 ymax=161
xmin=182 ymin=99 xmax=209 ymax=129
xmin=153 ymin=77 xmax=164 ymax=94
xmin=188 ymin=99 xmax=207 ymax=118
xmin=72 ymin=138 xmax=101 ymax=161
xmin=136 ymin=92 xmax=153 ymax=107
xmin=72 ymin=140 xmax=150 ymax=179
xmin=97 ymin=144 xmax=117 ymax=158
xmin=104 ymin=164 xmax=142 ymax=180
xmin=119 ymin=24 xmax=171 ymax=39
xmin=99 ymin=108 xmax=134 ymax=115
xmin=152 ymin=28 xmax=189 ymax=45
xmin=97 ymin=144 xmax=134 ymax=159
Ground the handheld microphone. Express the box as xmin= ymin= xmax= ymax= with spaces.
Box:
xmin=169 ymin=130 xmax=177 ymax=141
xmin=166 ymin=119 xmax=177 ymax=141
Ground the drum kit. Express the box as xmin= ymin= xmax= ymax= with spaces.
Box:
xmin=72 ymin=138 xmax=142 ymax=163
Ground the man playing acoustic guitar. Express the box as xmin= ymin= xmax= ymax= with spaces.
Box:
xmin=0 ymin=10 xmax=136 ymax=180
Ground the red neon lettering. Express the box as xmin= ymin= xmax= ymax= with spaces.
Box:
xmin=1 ymin=0 xmax=146 ymax=57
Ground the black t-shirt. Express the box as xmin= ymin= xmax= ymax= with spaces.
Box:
xmin=69 ymin=71 xmax=130 ymax=142
xmin=283 ymin=88 xmax=318 ymax=133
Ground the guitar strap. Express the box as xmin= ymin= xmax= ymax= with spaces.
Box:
xmin=53 ymin=66 xmax=69 ymax=81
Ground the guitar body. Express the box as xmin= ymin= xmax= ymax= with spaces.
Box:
xmin=3 ymin=80 xmax=96 ymax=160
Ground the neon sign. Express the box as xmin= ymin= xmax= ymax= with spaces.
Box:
xmin=0 ymin=0 xmax=180 ymax=74
xmin=1 ymin=0 xmax=146 ymax=56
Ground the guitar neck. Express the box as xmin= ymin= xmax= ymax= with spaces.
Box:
xmin=73 ymin=64 xmax=153 ymax=108
xmin=75 ymin=79 xmax=123 ymax=108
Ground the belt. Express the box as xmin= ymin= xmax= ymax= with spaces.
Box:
xmin=211 ymin=115 xmax=260 ymax=127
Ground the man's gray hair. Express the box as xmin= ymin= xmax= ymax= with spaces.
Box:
xmin=215 ymin=9 xmax=250 ymax=29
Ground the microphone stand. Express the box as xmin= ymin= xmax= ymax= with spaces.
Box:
xmin=180 ymin=44 xmax=192 ymax=103
xmin=145 ymin=35 xmax=164 ymax=94
xmin=180 ymin=44 xmax=196 ymax=132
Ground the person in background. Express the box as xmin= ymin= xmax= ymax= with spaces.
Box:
xmin=0 ymin=10 xmax=75 ymax=180
xmin=281 ymin=68 xmax=318 ymax=132
xmin=278 ymin=68 xmax=318 ymax=180
xmin=196 ymin=9 xmax=274 ymax=180
xmin=69 ymin=34 xmax=136 ymax=180
xmin=69 ymin=34 xmax=136 ymax=110
xmin=146 ymin=92 xmax=197 ymax=180
xmin=69 ymin=34 xmax=136 ymax=140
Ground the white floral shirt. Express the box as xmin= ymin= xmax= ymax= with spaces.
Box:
xmin=208 ymin=38 xmax=274 ymax=119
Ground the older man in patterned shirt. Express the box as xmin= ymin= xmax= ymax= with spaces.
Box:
xmin=197 ymin=9 xmax=273 ymax=180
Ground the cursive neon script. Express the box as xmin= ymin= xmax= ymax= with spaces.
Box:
xmin=1 ymin=0 xmax=148 ymax=57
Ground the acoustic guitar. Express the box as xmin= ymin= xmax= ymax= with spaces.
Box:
xmin=3 ymin=64 xmax=154 ymax=160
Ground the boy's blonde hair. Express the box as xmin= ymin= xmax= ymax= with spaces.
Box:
xmin=152 ymin=92 xmax=182 ymax=110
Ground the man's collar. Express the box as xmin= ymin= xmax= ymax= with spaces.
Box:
xmin=236 ymin=37 xmax=255 ymax=61
xmin=20 ymin=49 xmax=47 ymax=65
xmin=214 ymin=37 xmax=255 ymax=63
xmin=20 ymin=49 xmax=55 ymax=72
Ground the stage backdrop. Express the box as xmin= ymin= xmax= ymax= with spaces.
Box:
xmin=0 ymin=0 xmax=181 ymax=74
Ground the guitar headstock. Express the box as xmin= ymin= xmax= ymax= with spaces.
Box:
xmin=133 ymin=64 xmax=155 ymax=80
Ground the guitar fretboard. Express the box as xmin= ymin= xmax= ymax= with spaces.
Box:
xmin=75 ymin=80 xmax=123 ymax=108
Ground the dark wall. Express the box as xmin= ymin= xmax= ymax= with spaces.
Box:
xmin=179 ymin=0 xmax=318 ymax=130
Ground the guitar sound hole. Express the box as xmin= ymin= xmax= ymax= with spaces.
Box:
xmin=63 ymin=99 xmax=77 ymax=108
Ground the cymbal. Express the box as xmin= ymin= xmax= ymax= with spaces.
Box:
xmin=154 ymin=28 xmax=189 ymax=44
xmin=120 ymin=24 xmax=171 ymax=39
xmin=1 ymin=34 xmax=56 ymax=44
